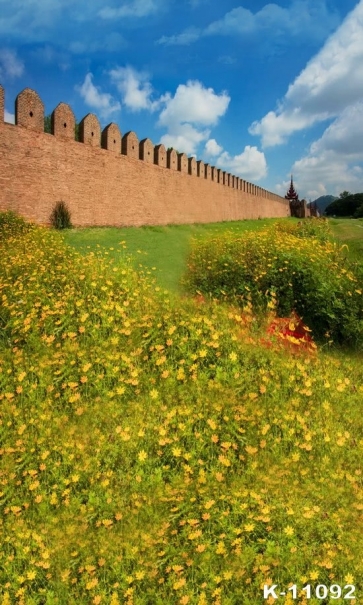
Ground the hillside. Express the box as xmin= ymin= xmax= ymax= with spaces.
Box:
xmin=309 ymin=194 xmax=338 ymax=213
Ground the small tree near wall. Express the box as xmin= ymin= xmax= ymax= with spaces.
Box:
xmin=50 ymin=201 xmax=73 ymax=229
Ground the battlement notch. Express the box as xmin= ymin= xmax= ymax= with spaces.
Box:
xmin=140 ymin=138 xmax=154 ymax=163
xmin=178 ymin=153 xmax=188 ymax=173
xmin=101 ymin=123 xmax=121 ymax=152
xmin=167 ymin=148 xmax=177 ymax=170
xmin=15 ymin=88 xmax=44 ymax=132
xmin=188 ymin=157 xmax=197 ymax=176
xmin=154 ymin=144 xmax=167 ymax=167
xmin=79 ymin=113 xmax=101 ymax=147
xmin=51 ymin=103 xmax=76 ymax=140
xmin=122 ymin=131 xmax=139 ymax=159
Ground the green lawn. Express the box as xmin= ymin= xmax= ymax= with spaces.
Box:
xmin=62 ymin=218 xmax=287 ymax=293
xmin=63 ymin=218 xmax=363 ymax=294
xmin=328 ymin=218 xmax=363 ymax=261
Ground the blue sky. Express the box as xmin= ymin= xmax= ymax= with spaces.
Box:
xmin=1 ymin=0 xmax=363 ymax=200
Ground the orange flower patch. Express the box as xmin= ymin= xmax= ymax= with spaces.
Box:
xmin=263 ymin=312 xmax=317 ymax=354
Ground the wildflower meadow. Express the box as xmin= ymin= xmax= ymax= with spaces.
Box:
xmin=0 ymin=212 xmax=363 ymax=605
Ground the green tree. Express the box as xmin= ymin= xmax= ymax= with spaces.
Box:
xmin=44 ymin=115 xmax=51 ymax=134
xmin=325 ymin=193 xmax=363 ymax=217
xmin=50 ymin=201 xmax=73 ymax=229
xmin=339 ymin=190 xmax=351 ymax=199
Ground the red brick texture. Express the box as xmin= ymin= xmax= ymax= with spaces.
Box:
xmin=0 ymin=87 xmax=4 ymax=123
xmin=101 ymin=123 xmax=122 ymax=153
xmin=79 ymin=113 xmax=101 ymax=147
xmin=139 ymin=138 xmax=154 ymax=163
xmin=15 ymin=88 xmax=44 ymax=132
xmin=0 ymin=86 xmax=290 ymax=227
xmin=154 ymin=144 xmax=167 ymax=167
xmin=51 ymin=103 xmax=76 ymax=141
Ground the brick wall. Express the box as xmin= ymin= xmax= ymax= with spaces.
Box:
xmin=0 ymin=85 xmax=290 ymax=227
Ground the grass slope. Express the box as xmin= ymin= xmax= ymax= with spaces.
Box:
xmin=329 ymin=218 xmax=363 ymax=262
xmin=63 ymin=219 xmax=282 ymax=294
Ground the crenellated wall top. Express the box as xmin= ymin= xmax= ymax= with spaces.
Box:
xmin=0 ymin=84 xmax=285 ymax=202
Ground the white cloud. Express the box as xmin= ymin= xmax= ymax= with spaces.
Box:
xmin=286 ymin=101 xmax=363 ymax=198
xmin=157 ymin=80 xmax=230 ymax=155
xmin=158 ymin=0 xmax=339 ymax=46
xmin=106 ymin=72 xmax=230 ymax=156
xmin=216 ymin=146 xmax=267 ymax=181
xmin=4 ymin=109 xmax=15 ymax=124
xmin=99 ymin=0 xmax=158 ymax=19
xmin=76 ymin=73 xmax=121 ymax=119
xmin=310 ymin=101 xmax=363 ymax=158
xmin=249 ymin=108 xmax=327 ymax=147
xmin=291 ymin=152 xmax=363 ymax=199
xmin=205 ymin=1 xmax=338 ymax=39
xmin=157 ymin=27 xmax=201 ymax=46
xmin=0 ymin=48 xmax=24 ymax=79
xmin=158 ymin=80 xmax=230 ymax=128
xmin=249 ymin=0 xmax=363 ymax=147
xmin=204 ymin=138 xmax=223 ymax=157
xmin=109 ymin=66 xmax=160 ymax=112
xmin=160 ymin=124 xmax=210 ymax=156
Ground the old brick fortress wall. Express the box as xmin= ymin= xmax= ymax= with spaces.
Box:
xmin=0 ymin=86 xmax=290 ymax=227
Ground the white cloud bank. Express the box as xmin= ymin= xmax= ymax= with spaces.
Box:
xmin=204 ymin=139 xmax=267 ymax=180
xmin=158 ymin=0 xmax=339 ymax=46
xmin=250 ymin=0 xmax=363 ymax=147
xmin=0 ymin=48 xmax=24 ymax=79
xmin=76 ymin=73 xmax=121 ymax=119
xmin=4 ymin=109 xmax=15 ymax=124
xmin=99 ymin=0 xmax=159 ymax=19
xmin=158 ymin=80 xmax=230 ymax=155
xmin=109 ymin=66 xmax=160 ymax=112
xmin=76 ymin=70 xmax=267 ymax=180
xmin=217 ymin=147 xmax=267 ymax=181
xmin=204 ymin=138 xmax=223 ymax=157
xmin=288 ymin=101 xmax=363 ymax=199
xmin=245 ymin=0 xmax=363 ymax=197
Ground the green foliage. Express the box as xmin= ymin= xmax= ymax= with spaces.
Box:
xmin=50 ymin=200 xmax=73 ymax=230
xmin=183 ymin=222 xmax=363 ymax=348
xmin=0 ymin=210 xmax=33 ymax=239
xmin=62 ymin=219 xmax=277 ymax=294
xmin=354 ymin=203 xmax=363 ymax=218
xmin=167 ymin=146 xmax=180 ymax=154
xmin=44 ymin=114 xmax=51 ymax=134
xmin=325 ymin=192 xmax=363 ymax=216
xmin=273 ymin=217 xmax=332 ymax=243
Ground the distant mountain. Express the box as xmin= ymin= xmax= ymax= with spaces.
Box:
xmin=308 ymin=195 xmax=338 ymax=214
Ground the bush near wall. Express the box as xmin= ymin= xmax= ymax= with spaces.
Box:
xmin=183 ymin=222 xmax=363 ymax=348
xmin=50 ymin=200 xmax=73 ymax=230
